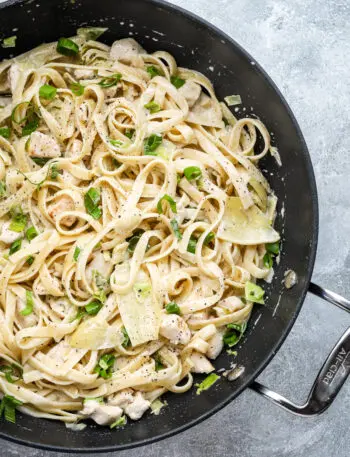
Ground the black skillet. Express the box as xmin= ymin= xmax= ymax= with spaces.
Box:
xmin=0 ymin=0 xmax=350 ymax=452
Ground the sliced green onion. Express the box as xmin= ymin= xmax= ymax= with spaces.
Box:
xmin=126 ymin=228 xmax=145 ymax=253
xmin=195 ymin=373 xmax=220 ymax=395
xmin=39 ymin=84 xmax=57 ymax=100
xmin=204 ymin=231 xmax=215 ymax=245
xmin=154 ymin=354 xmax=165 ymax=371
xmin=144 ymin=134 xmax=162 ymax=155
xmin=25 ymin=226 xmax=38 ymax=241
xmin=84 ymin=187 xmax=102 ymax=220
xmin=165 ymin=302 xmax=181 ymax=315
xmin=26 ymin=255 xmax=35 ymax=265
xmin=266 ymin=242 xmax=280 ymax=255
xmin=21 ymin=290 xmax=34 ymax=316
xmin=223 ymin=321 xmax=247 ymax=347
xmin=109 ymin=138 xmax=123 ymax=147
xmin=244 ymin=281 xmax=265 ymax=304
xmin=57 ymin=37 xmax=79 ymax=56
xmin=21 ymin=117 xmax=39 ymax=137
xmin=9 ymin=206 xmax=27 ymax=233
xmin=0 ymin=364 xmax=21 ymax=384
xmin=85 ymin=300 xmax=103 ymax=316
xmin=124 ymin=128 xmax=135 ymax=140
xmin=110 ymin=415 xmax=127 ymax=429
xmin=0 ymin=395 xmax=23 ymax=424
xmin=170 ymin=75 xmax=185 ymax=89
xmin=187 ymin=236 xmax=197 ymax=254
xmin=94 ymin=353 xmax=115 ymax=379
xmin=73 ymin=246 xmax=81 ymax=261
xmin=2 ymin=36 xmax=17 ymax=48
xmin=98 ymin=73 xmax=122 ymax=88
xmin=144 ymin=101 xmax=161 ymax=113
xmin=263 ymin=252 xmax=273 ymax=269
xmin=12 ymin=102 xmax=32 ymax=124
xmin=77 ymin=27 xmax=108 ymax=41
xmin=50 ymin=164 xmax=60 ymax=179
xmin=224 ymin=94 xmax=242 ymax=106
xmin=157 ymin=194 xmax=177 ymax=214
xmin=121 ymin=326 xmax=131 ymax=348
xmin=70 ymin=82 xmax=85 ymax=96
xmin=146 ymin=65 xmax=163 ymax=78
xmin=184 ymin=166 xmax=202 ymax=181
xmin=0 ymin=181 xmax=6 ymax=198
xmin=9 ymin=239 xmax=21 ymax=256
xmin=170 ymin=219 xmax=182 ymax=240
xmin=0 ymin=127 xmax=10 ymax=139
xmin=31 ymin=157 xmax=50 ymax=167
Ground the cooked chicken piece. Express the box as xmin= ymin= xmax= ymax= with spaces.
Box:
xmin=124 ymin=392 xmax=150 ymax=421
xmin=190 ymin=351 xmax=215 ymax=373
xmin=206 ymin=330 xmax=224 ymax=360
xmin=48 ymin=196 xmax=76 ymax=227
xmin=110 ymin=38 xmax=145 ymax=64
xmin=74 ymin=68 xmax=95 ymax=80
xmin=178 ymin=80 xmax=201 ymax=108
xmin=28 ymin=131 xmax=61 ymax=158
xmin=80 ymin=399 xmax=123 ymax=426
xmin=159 ymin=314 xmax=191 ymax=345
xmin=86 ymin=252 xmax=113 ymax=284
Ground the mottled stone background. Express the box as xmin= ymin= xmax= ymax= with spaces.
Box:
xmin=0 ymin=0 xmax=350 ymax=456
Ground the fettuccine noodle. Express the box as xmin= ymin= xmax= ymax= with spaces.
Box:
xmin=0 ymin=31 xmax=280 ymax=427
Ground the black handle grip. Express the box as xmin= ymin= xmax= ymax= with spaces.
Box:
xmin=250 ymin=282 xmax=350 ymax=416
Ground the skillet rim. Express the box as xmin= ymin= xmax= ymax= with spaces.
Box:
xmin=0 ymin=0 xmax=319 ymax=452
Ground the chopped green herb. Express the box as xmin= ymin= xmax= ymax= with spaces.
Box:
xmin=170 ymin=219 xmax=182 ymax=240
xmin=226 ymin=349 xmax=238 ymax=356
xmin=109 ymin=138 xmax=123 ymax=147
xmin=77 ymin=27 xmax=108 ymax=41
xmin=144 ymin=101 xmax=161 ymax=113
xmin=39 ymin=84 xmax=57 ymax=100
xmin=204 ymin=231 xmax=215 ymax=245
xmin=154 ymin=354 xmax=165 ymax=371
xmin=157 ymin=194 xmax=177 ymax=214
xmin=263 ymin=252 xmax=273 ymax=269
xmin=124 ymin=128 xmax=135 ymax=140
xmin=266 ymin=242 xmax=280 ymax=255
xmin=25 ymin=226 xmax=38 ymax=241
xmin=150 ymin=398 xmax=167 ymax=415
xmin=98 ymin=73 xmax=122 ymax=88
xmin=126 ymin=228 xmax=145 ymax=253
xmin=2 ymin=36 xmax=17 ymax=48
xmin=165 ymin=302 xmax=181 ymax=315
xmin=9 ymin=239 xmax=22 ymax=255
xmin=195 ymin=373 xmax=220 ymax=395
xmin=11 ymin=102 xmax=30 ymax=124
xmin=0 ymin=181 xmax=6 ymax=199
xmin=94 ymin=354 xmax=115 ymax=379
xmin=85 ymin=300 xmax=103 ymax=316
xmin=187 ymin=236 xmax=197 ymax=254
xmin=223 ymin=321 xmax=247 ymax=347
xmin=21 ymin=117 xmax=39 ymax=136
xmin=31 ymin=157 xmax=50 ymax=167
xmin=70 ymin=82 xmax=85 ymax=96
xmin=144 ymin=134 xmax=162 ymax=155
xmin=9 ymin=206 xmax=27 ymax=233
xmin=73 ymin=246 xmax=81 ymax=261
xmin=0 ymin=127 xmax=10 ymax=139
xmin=57 ymin=37 xmax=79 ymax=56
xmin=245 ymin=281 xmax=265 ymax=304
xmin=110 ymin=415 xmax=127 ymax=429
xmin=170 ymin=75 xmax=185 ymax=89
xmin=0 ymin=395 xmax=23 ymax=424
xmin=84 ymin=187 xmax=102 ymax=220
xmin=146 ymin=66 xmax=163 ymax=78
xmin=0 ymin=364 xmax=22 ymax=383
xmin=26 ymin=255 xmax=35 ymax=266
xmin=50 ymin=164 xmax=60 ymax=179
xmin=20 ymin=290 xmax=34 ymax=316
xmin=184 ymin=166 xmax=202 ymax=181
xmin=121 ymin=326 xmax=131 ymax=348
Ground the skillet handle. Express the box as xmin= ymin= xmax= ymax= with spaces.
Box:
xmin=250 ymin=282 xmax=350 ymax=416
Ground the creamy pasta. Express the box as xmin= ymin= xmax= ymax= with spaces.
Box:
xmin=0 ymin=30 xmax=280 ymax=427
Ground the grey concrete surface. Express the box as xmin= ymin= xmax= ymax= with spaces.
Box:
xmin=1 ymin=0 xmax=350 ymax=456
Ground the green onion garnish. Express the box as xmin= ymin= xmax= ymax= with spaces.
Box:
xmin=0 ymin=127 xmax=10 ymax=139
xmin=154 ymin=354 xmax=165 ymax=371
xmin=2 ymin=36 xmax=17 ymax=48
xmin=146 ymin=66 xmax=163 ymax=78
xmin=31 ymin=157 xmax=50 ymax=167
xmin=50 ymin=164 xmax=60 ymax=179
xmin=126 ymin=228 xmax=145 ymax=253
xmin=85 ymin=300 xmax=103 ymax=316
xmin=25 ymin=226 xmax=38 ymax=241
xmin=124 ymin=129 xmax=135 ymax=140
xmin=39 ymin=84 xmax=57 ymax=100
xmin=0 ymin=181 xmax=6 ymax=199
xmin=21 ymin=117 xmax=39 ymax=137
xmin=109 ymin=138 xmax=123 ymax=147
xmin=84 ymin=187 xmax=102 ymax=220
xmin=244 ymin=281 xmax=265 ymax=304
xmin=170 ymin=219 xmax=182 ymax=240
xmin=70 ymin=82 xmax=85 ymax=96
xmin=144 ymin=134 xmax=162 ymax=155
xmin=121 ymin=326 xmax=131 ymax=348
xmin=20 ymin=290 xmax=34 ymax=316
xmin=9 ymin=239 xmax=21 ymax=255
xmin=9 ymin=206 xmax=27 ymax=233
xmin=223 ymin=321 xmax=247 ymax=347
xmin=110 ymin=415 xmax=127 ymax=429
xmin=0 ymin=395 xmax=23 ymax=424
xmin=56 ymin=37 xmax=79 ymax=56
xmin=184 ymin=166 xmax=202 ymax=181
xmin=98 ymin=73 xmax=122 ymax=88
xmin=26 ymin=255 xmax=35 ymax=265
xmin=0 ymin=364 xmax=22 ymax=384
xmin=165 ymin=302 xmax=181 ymax=315
xmin=195 ymin=373 xmax=220 ymax=395
xmin=266 ymin=242 xmax=280 ymax=255
xmin=204 ymin=231 xmax=215 ymax=245
xmin=73 ymin=246 xmax=81 ymax=261
xmin=263 ymin=252 xmax=273 ymax=269
xmin=94 ymin=353 xmax=115 ymax=379
xmin=144 ymin=101 xmax=161 ymax=113
xmin=187 ymin=236 xmax=197 ymax=254
xmin=157 ymin=194 xmax=177 ymax=214
xmin=170 ymin=75 xmax=185 ymax=89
